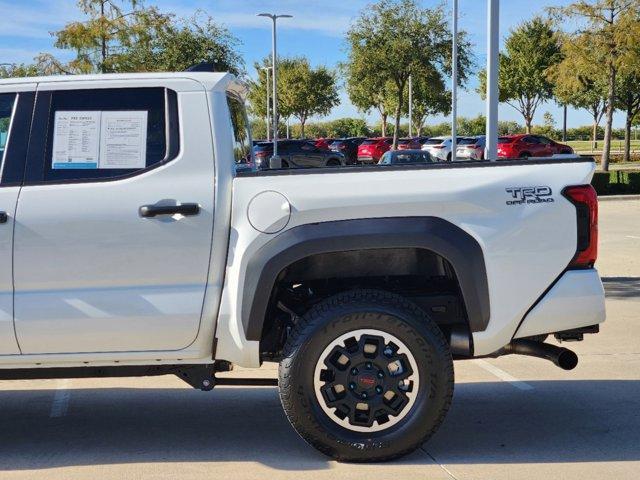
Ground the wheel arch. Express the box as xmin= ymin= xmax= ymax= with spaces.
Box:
xmin=240 ymin=217 xmax=490 ymax=342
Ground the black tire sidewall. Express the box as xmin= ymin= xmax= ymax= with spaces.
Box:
xmin=279 ymin=292 xmax=454 ymax=462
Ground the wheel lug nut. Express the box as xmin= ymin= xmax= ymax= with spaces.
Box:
xmin=375 ymin=386 xmax=383 ymax=394
xmin=365 ymin=362 xmax=372 ymax=370
xmin=377 ymin=370 xmax=384 ymax=378
xmin=361 ymin=392 xmax=368 ymax=399
xmin=384 ymin=348 xmax=393 ymax=357
xmin=349 ymin=382 xmax=356 ymax=390
xmin=351 ymin=368 xmax=359 ymax=375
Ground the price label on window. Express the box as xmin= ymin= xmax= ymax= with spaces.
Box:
xmin=52 ymin=112 xmax=101 ymax=169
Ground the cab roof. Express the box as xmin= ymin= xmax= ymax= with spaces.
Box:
xmin=0 ymin=71 xmax=244 ymax=94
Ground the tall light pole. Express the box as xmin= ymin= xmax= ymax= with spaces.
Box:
xmin=485 ymin=0 xmax=500 ymax=161
xmin=451 ymin=0 xmax=459 ymax=161
xmin=257 ymin=13 xmax=293 ymax=163
xmin=261 ymin=66 xmax=272 ymax=141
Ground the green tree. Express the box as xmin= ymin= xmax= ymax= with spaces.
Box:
xmin=324 ymin=118 xmax=370 ymax=137
xmin=549 ymin=31 xmax=609 ymax=150
xmin=543 ymin=112 xmax=556 ymax=129
xmin=345 ymin=0 xmax=471 ymax=148
xmin=119 ymin=11 xmax=243 ymax=74
xmin=550 ymin=0 xmax=640 ymax=170
xmin=343 ymin=62 xmax=396 ymax=136
xmin=0 ymin=63 xmax=43 ymax=78
xmin=44 ymin=0 xmax=169 ymax=74
xmin=278 ymin=58 xmax=339 ymax=138
xmin=248 ymin=57 xmax=339 ymax=139
xmin=498 ymin=120 xmax=524 ymax=135
xmin=40 ymin=2 xmax=242 ymax=76
xmin=457 ymin=115 xmax=486 ymax=136
xmin=410 ymin=69 xmax=451 ymax=136
xmin=479 ymin=17 xmax=562 ymax=134
xmin=615 ymin=38 xmax=640 ymax=162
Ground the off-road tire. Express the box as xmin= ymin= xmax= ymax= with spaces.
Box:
xmin=278 ymin=289 xmax=454 ymax=462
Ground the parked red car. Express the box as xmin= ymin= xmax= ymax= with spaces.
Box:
xmin=497 ymin=134 xmax=574 ymax=159
xmin=396 ymin=137 xmax=422 ymax=150
xmin=357 ymin=137 xmax=392 ymax=163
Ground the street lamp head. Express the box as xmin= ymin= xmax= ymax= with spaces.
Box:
xmin=256 ymin=13 xmax=293 ymax=19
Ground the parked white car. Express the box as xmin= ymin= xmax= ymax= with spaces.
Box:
xmin=456 ymin=135 xmax=486 ymax=160
xmin=421 ymin=136 xmax=460 ymax=161
xmin=0 ymin=71 xmax=605 ymax=463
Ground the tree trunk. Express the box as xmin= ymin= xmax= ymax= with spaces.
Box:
xmin=381 ymin=113 xmax=387 ymax=137
xmin=392 ymin=86 xmax=404 ymax=149
xmin=601 ymin=63 xmax=616 ymax=172
xmin=625 ymin=106 xmax=632 ymax=163
xmin=592 ymin=120 xmax=599 ymax=151
xmin=525 ymin=116 xmax=532 ymax=134
xmin=300 ymin=120 xmax=305 ymax=139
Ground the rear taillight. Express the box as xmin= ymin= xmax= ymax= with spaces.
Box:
xmin=563 ymin=185 xmax=598 ymax=268
xmin=255 ymin=151 xmax=268 ymax=158
xmin=431 ymin=145 xmax=444 ymax=149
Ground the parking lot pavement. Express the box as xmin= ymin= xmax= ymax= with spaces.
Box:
xmin=0 ymin=199 xmax=638 ymax=480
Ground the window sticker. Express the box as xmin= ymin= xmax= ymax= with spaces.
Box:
xmin=99 ymin=111 xmax=148 ymax=169
xmin=52 ymin=112 xmax=101 ymax=169
xmin=52 ymin=110 xmax=148 ymax=170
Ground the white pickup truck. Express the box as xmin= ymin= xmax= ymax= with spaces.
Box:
xmin=0 ymin=72 xmax=605 ymax=462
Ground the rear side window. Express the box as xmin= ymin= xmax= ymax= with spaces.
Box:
xmin=424 ymin=138 xmax=444 ymax=145
xmin=36 ymin=87 xmax=179 ymax=184
xmin=0 ymin=93 xmax=16 ymax=168
xmin=227 ymin=93 xmax=252 ymax=164
xmin=361 ymin=139 xmax=376 ymax=145
xmin=498 ymin=137 xmax=514 ymax=144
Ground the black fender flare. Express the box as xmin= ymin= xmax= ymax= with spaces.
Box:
xmin=241 ymin=217 xmax=490 ymax=341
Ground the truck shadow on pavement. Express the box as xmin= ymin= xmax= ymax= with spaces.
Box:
xmin=602 ymin=277 xmax=640 ymax=299
xmin=0 ymin=380 xmax=638 ymax=470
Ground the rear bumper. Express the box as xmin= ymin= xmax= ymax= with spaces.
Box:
xmin=423 ymin=149 xmax=449 ymax=161
xmin=456 ymin=149 xmax=482 ymax=160
xmin=357 ymin=156 xmax=376 ymax=163
xmin=514 ymin=268 xmax=606 ymax=339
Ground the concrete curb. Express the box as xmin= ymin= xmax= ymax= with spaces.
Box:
xmin=598 ymin=194 xmax=640 ymax=202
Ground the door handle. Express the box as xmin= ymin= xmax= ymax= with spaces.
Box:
xmin=139 ymin=203 xmax=200 ymax=218
xmin=0 ymin=212 xmax=7 ymax=224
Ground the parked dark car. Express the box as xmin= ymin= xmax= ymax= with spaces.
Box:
xmin=378 ymin=150 xmax=434 ymax=165
xmin=329 ymin=137 xmax=367 ymax=164
xmin=253 ymin=140 xmax=346 ymax=169
xmin=396 ymin=138 xmax=422 ymax=150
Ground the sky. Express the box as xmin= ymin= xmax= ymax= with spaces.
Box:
xmin=0 ymin=0 xmax=629 ymax=129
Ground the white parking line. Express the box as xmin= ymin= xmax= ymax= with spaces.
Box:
xmin=50 ymin=379 xmax=71 ymax=418
xmin=626 ymin=235 xmax=640 ymax=240
xmin=473 ymin=359 xmax=534 ymax=391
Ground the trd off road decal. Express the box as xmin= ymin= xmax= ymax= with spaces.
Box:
xmin=505 ymin=186 xmax=554 ymax=205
